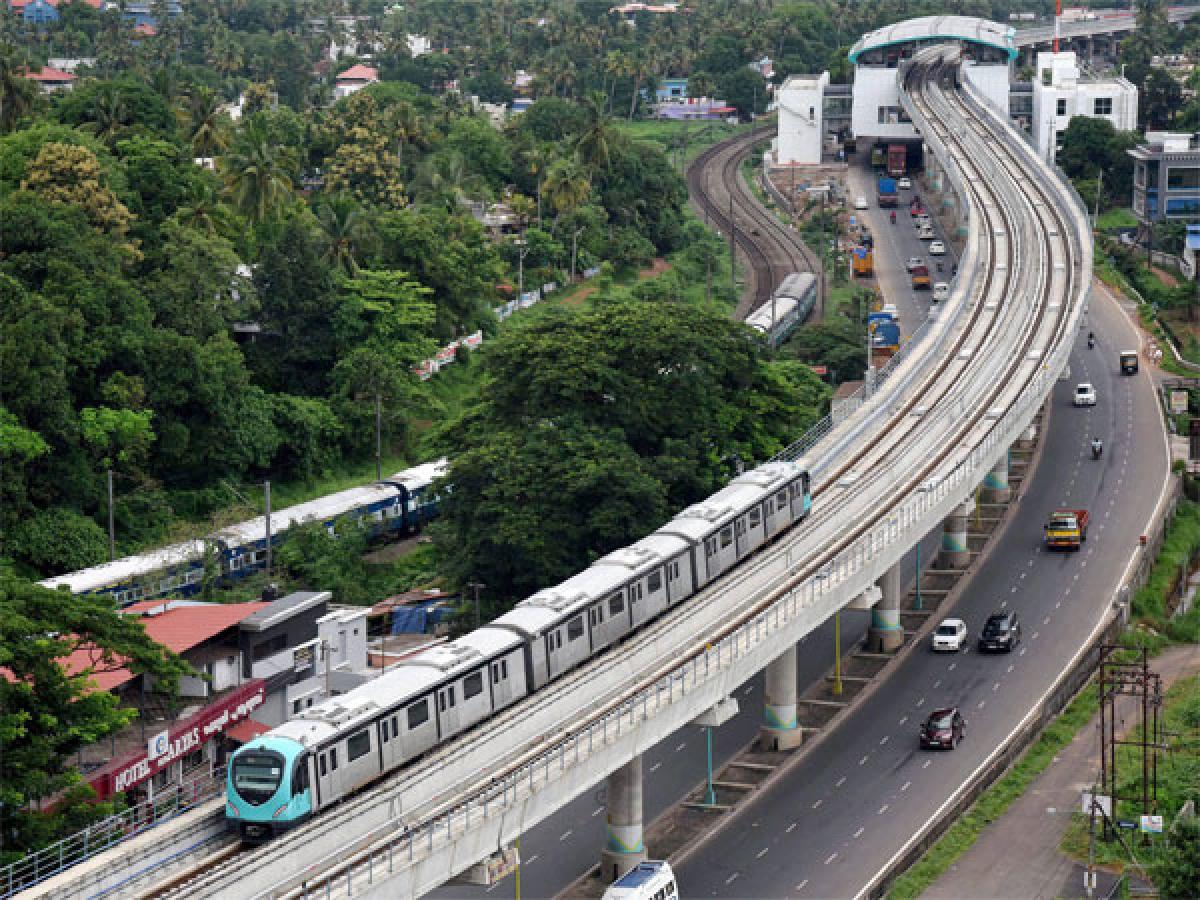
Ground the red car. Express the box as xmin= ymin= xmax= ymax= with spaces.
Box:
xmin=920 ymin=707 xmax=966 ymax=750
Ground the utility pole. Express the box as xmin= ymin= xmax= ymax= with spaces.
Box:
xmin=1093 ymin=167 xmax=1103 ymax=229
xmin=728 ymin=194 xmax=737 ymax=294
xmin=107 ymin=468 xmax=116 ymax=561
xmin=467 ymin=581 xmax=486 ymax=628
xmin=264 ymin=479 xmax=272 ymax=579
xmin=832 ymin=611 xmax=842 ymax=695
xmin=374 ymin=391 xmax=383 ymax=482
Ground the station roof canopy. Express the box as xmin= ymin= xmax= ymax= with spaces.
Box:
xmin=848 ymin=16 xmax=1016 ymax=64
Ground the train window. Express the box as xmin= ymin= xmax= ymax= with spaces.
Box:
xmin=735 ymin=519 xmax=745 ymax=536
xmin=672 ymin=560 xmax=680 ymax=579
xmin=330 ymin=748 xmax=338 ymax=770
xmin=391 ymin=715 xmax=398 ymax=735
xmin=347 ymin=730 xmax=371 ymax=762
xmin=491 ymin=663 xmax=500 ymax=684
xmin=705 ymin=538 xmax=716 ymax=557
xmin=633 ymin=583 xmax=643 ymax=601
xmin=749 ymin=508 xmax=761 ymax=527
xmin=648 ymin=572 xmax=662 ymax=593
xmin=776 ymin=490 xmax=788 ymax=510
xmin=609 ymin=593 xmax=624 ymax=616
xmin=319 ymin=754 xmax=327 ymax=777
xmin=381 ymin=719 xmax=390 ymax=742
xmin=407 ymin=699 xmax=429 ymax=729
xmin=463 ymin=672 xmax=483 ymax=699
xmin=567 ymin=617 xmax=584 ymax=641
xmin=501 ymin=659 xmax=508 ymax=679
xmin=292 ymin=758 xmax=309 ymax=793
xmin=720 ymin=527 xmax=733 ymax=548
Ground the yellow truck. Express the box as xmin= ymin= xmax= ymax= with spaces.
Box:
xmin=1044 ymin=508 xmax=1089 ymax=551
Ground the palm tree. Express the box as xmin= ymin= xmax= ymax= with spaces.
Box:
xmin=220 ymin=123 xmax=296 ymax=224
xmin=174 ymin=180 xmax=229 ymax=236
xmin=544 ymin=157 xmax=591 ymax=220
xmin=410 ymin=150 xmax=489 ymax=212
xmin=181 ymin=88 xmax=231 ymax=160
xmin=78 ymin=84 xmax=131 ymax=144
xmin=0 ymin=44 xmax=37 ymax=134
xmin=316 ymin=195 xmax=375 ymax=275
xmin=576 ymin=92 xmax=620 ymax=176
xmin=385 ymin=100 xmax=426 ymax=169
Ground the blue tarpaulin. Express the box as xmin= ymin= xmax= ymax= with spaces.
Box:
xmin=390 ymin=606 xmax=428 ymax=634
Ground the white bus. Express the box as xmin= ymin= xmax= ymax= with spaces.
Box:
xmin=603 ymin=861 xmax=680 ymax=900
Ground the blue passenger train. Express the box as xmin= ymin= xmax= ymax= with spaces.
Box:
xmin=226 ymin=461 xmax=812 ymax=839
xmin=38 ymin=460 xmax=448 ymax=607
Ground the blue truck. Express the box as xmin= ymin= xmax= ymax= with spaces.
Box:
xmin=877 ymin=176 xmax=898 ymax=208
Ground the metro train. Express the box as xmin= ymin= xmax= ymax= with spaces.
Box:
xmin=744 ymin=272 xmax=817 ymax=347
xmin=225 ymin=460 xmax=812 ymax=839
xmin=37 ymin=460 xmax=448 ymax=607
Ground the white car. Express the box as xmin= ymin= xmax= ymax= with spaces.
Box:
xmin=932 ymin=618 xmax=968 ymax=652
xmin=897 ymin=177 xmax=912 ymax=190
xmin=906 ymin=257 xmax=924 ymax=272
xmin=929 ymin=240 xmax=946 ymax=256
xmin=933 ymin=282 xmax=949 ymax=302
xmin=918 ymin=224 xmax=936 ymax=240
xmin=854 ymin=196 xmax=869 ymax=210
xmin=1074 ymin=383 xmax=1097 ymax=407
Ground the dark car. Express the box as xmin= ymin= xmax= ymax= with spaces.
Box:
xmin=978 ymin=611 xmax=1021 ymax=652
xmin=920 ymin=707 xmax=966 ymax=750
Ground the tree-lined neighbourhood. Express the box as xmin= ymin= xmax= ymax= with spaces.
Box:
xmin=0 ymin=0 xmax=1198 ymax=892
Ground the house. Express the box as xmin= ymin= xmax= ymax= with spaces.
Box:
xmin=1129 ymin=132 xmax=1200 ymax=223
xmin=1031 ymin=52 xmax=1137 ymax=161
xmin=47 ymin=57 xmax=97 ymax=73
xmin=656 ymin=77 xmax=688 ymax=102
xmin=334 ymin=63 xmax=379 ymax=99
xmin=106 ymin=0 xmax=180 ymax=29
xmin=656 ymin=97 xmax=736 ymax=121
xmin=22 ymin=65 xmax=76 ymax=93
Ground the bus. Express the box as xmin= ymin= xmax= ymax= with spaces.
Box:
xmin=603 ymin=862 xmax=680 ymax=900
xmin=887 ymin=144 xmax=907 ymax=177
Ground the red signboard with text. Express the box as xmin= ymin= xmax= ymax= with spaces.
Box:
xmin=86 ymin=680 xmax=265 ymax=798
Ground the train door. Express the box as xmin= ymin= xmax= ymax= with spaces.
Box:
xmin=639 ymin=569 xmax=668 ymax=621
xmin=315 ymin=743 xmax=341 ymax=803
xmin=789 ymin=478 xmax=807 ymax=520
xmin=664 ymin=554 xmax=694 ymax=605
xmin=436 ymin=684 xmax=461 ymax=738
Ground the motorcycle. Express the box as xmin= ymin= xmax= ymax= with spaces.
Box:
xmin=1091 ymin=440 xmax=1103 ymax=460
xmin=890 ymin=211 xmax=896 ymax=224
xmin=1087 ymin=332 xmax=1095 ymax=349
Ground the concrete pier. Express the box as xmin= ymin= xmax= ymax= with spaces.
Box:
xmin=760 ymin=645 xmax=803 ymax=750
xmin=939 ymin=497 xmax=974 ymax=568
xmin=982 ymin=450 xmax=1011 ymax=504
xmin=601 ymin=756 xmax=646 ymax=882
xmin=867 ymin=562 xmax=904 ymax=652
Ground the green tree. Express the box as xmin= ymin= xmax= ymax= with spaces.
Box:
xmin=79 ymin=405 xmax=155 ymax=471
xmin=220 ymin=121 xmax=296 ymax=224
xmin=1057 ymin=117 xmax=1140 ymax=211
xmin=1153 ymin=819 xmax=1200 ymax=899
xmin=718 ymin=67 xmax=767 ymax=119
xmin=0 ymin=44 xmax=38 ymax=134
xmin=544 ymin=156 xmax=591 ymax=218
xmin=316 ymin=196 xmax=376 ymax=275
xmin=0 ymin=575 xmax=191 ymax=857
xmin=180 ymin=86 xmax=231 ymax=159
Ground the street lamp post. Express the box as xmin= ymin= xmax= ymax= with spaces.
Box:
xmin=514 ymin=238 xmax=531 ymax=302
xmin=467 ymin=581 xmax=486 ymax=629
xmin=570 ymin=226 xmax=585 ymax=282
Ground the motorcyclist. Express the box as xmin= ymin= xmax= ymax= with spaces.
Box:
xmin=937 ymin=261 xmax=943 ymax=272
xmin=1091 ymin=437 xmax=1103 ymax=459
xmin=1087 ymin=331 xmax=1095 ymax=349
xmin=890 ymin=210 xmax=896 ymax=224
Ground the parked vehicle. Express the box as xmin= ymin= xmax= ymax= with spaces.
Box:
xmin=978 ymin=612 xmax=1021 ymax=652
xmin=929 ymin=240 xmax=946 ymax=256
xmin=897 ymin=176 xmax=912 ymax=190
xmin=887 ymin=143 xmax=907 ymax=177
xmin=1045 ymin=508 xmax=1089 ymax=551
xmin=920 ymin=708 xmax=966 ymax=750
xmin=932 ymin=618 xmax=968 ymax=652
xmin=854 ymin=196 xmax=869 ymax=210
xmin=933 ymin=282 xmax=949 ymax=302
xmin=1120 ymin=351 xmax=1139 ymax=375
xmin=852 ymin=246 xmax=874 ymax=277
xmin=905 ymin=257 xmax=925 ymax=272
xmin=1073 ymin=383 xmax=1097 ymax=407
xmin=911 ymin=264 xmax=931 ymax=290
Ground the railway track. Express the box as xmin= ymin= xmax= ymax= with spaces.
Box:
xmin=685 ymin=124 xmax=820 ymax=319
xmin=133 ymin=53 xmax=1087 ymax=900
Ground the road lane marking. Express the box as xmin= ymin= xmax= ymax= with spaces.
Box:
xmin=560 ymin=830 xmax=572 ymax=842
xmin=854 ymin=827 xmax=865 ymax=838
xmin=948 ymin=663 xmax=957 ymax=671
xmin=836 ymin=776 xmax=847 ymax=788
xmin=859 ymin=755 xmax=869 ymax=766
xmin=675 ymin=742 xmax=687 ymax=752
xmin=993 ymin=682 xmax=1000 ymax=691
xmin=528 ymin=855 xmax=539 ymax=865
xmin=649 ymin=762 xmax=662 ymax=773
xmin=880 ymin=735 xmax=890 ymax=746
xmin=978 ymin=700 xmax=986 ymax=709
xmin=1043 ymin=617 xmax=1050 ymax=625
xmin=1020 ymin=646 xmax=1028 ymax=656
xmin=796 ymin=879 xmax=809 ymax=891
xmin=899 ymin=715 xmax=908 ymax=725
xmin=901 ymin=781 xmax=912 ymax=792
xmin=879 ymin=804 xmax=889 ymax=815
xmin=726 ymin=873 xmax=740 ymax=885
xmin=757 ymin=848 xmax=769 ymax=859
xmin=825 ymin=852 xmax=838 ymax=865
xmin=917 ymin=696 xmax=926 ymax=706
xmin=787 ymin=823 xmax=798 ymax=834
xmin=1007 ymin=664 xmax=1015 ymax=673
xmin=923 ymin=759 xmax=932 ymax=768
xmin=1032 ymin=632 xmax=1040 ymax=640
xmin=813 ymin=799 xmax=823 ymax=809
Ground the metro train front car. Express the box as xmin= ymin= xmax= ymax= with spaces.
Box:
xmin=225 ymin=736 xmax=313 ymax=841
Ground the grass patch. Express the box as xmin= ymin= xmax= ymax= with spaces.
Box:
xmin=619 ymin=119 xmax=754 ymax=169
xmin=1097 ymin=207 xmax=1139 ymax=232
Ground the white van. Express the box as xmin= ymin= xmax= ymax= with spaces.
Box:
xmin=933 ymin=282 xmax=949 ymax=302
xmin=604 ymin=861 xmax=679 ymax=900
xmin=918 ymin=223 xmax=936 ymax=240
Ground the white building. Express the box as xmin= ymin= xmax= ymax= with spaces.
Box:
xmin=847 ymin=16 xmax=1016 ymax=143
xmin=775 ymin=72 xmax=830 ymax=165
xmin=1031 ymin=51 xmax=1137 ymax=162
xmin=334 ymin=64 xmax=380 ymax=100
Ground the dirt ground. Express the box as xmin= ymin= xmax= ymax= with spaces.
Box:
xmin=561 ymin=258 xmax=672 ymax=308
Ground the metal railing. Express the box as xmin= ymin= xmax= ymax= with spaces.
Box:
xmin=2 ymin=766 xmax=226 ymax=899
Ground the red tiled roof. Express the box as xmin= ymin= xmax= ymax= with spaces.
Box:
xmin=55 ymin=601 xmax=270 ymax=692
xmin=23 ymin=66 xmax=75 ymax=83
xmin=134 ymin=23 xmax=156 ymax=36
xmin=336 ymin=64 xmax=378 ymax=82
xmin=225 ymin=717 xmax=271 ymax=743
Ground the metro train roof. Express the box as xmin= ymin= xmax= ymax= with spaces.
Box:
xmin=38 ymin=539 xmax=207 ymax=593
xmin=659 ymin=463 xmax=801 ymax=540
xmin=491 ymin=604 xmax=564 ymax=638
xmin=213 ymin=482 xmax=401 ymax=546
xmin=774 ymin=272 xmax=816 ymax=298
xmin=594 ymin=532 xmax=693 ymax=572
xmin=848 ymin=15 xmax=1016 ymax=63
xmin=521 ymin=566 xmax=630 ymax=615
xmin=744 ymin=295 xmax=800 ymax=333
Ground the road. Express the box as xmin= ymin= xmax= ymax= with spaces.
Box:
xmin=671 ymin=284 xmax=1169 ymax=898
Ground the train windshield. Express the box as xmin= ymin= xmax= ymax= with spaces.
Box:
xmin=232 ymin=751 xmax=285 ymax=805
